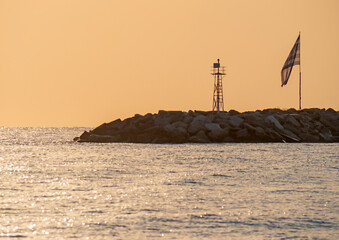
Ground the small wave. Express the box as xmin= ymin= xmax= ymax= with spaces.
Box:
xmin=0 ymin=235 xmax=27 ymax=238
xmin=141 ymin=209 xmax=160 ymax=212
xmin=86 ymin=210 xmax=105 ymax=214
xmin=184 ymin=180 xmax=204 ymax=185
xmin=212 ymin=174 xmax=231 ymax=178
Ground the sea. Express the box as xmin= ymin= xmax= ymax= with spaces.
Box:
xmin=0 ymin=127 xmax=338 ymax=239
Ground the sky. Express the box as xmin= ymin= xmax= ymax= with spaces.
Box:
xmin=0 ymin=0 xmax=338 ymax=127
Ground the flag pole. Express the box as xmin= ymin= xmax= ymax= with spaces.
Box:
xmin=299 ymin=32 xmax=301 ymax=110
xmin=299 ymin=63 xmax=301 ymax=110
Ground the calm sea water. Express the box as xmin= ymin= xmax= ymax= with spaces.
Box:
xmin=0 ymin=127 xmax=338 ymax=239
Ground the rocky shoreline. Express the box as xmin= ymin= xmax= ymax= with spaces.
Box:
xmin=74 ymin=108 xmax=339 ymax=143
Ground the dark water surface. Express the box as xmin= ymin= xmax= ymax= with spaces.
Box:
xmin=0 ymin=127 xmax=338 ymax=239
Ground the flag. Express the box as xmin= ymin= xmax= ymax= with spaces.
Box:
xmin=281 ymin=34 xmax=300 ymax=87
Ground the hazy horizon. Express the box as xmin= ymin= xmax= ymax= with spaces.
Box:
xmin=1 ymin=0 xmax=338 ymax=127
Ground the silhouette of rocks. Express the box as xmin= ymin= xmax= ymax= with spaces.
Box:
xmin=189 ymin=130 xmax=211 ymax=143
xmin=74 ymin=108 xmax=339 ymax=143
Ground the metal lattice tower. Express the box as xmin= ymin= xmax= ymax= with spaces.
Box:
xmin=211 ymin=59 xmax=226 ymax=113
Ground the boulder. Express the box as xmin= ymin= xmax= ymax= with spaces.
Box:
xmin=134 ymin=113 xmax=153 ymax=124
xmin=154 ymin=115 xmax=172 ymax=127
xmin=285 ymin=115 xmax=301 ymax=128
xmin=325 ymin=108 xmax=336 ymax=114
xmin=320 ymin=113 xmax=339 ymax=132
xmin=243 ymin=122 xmax=257 ymax=132
xmin=242 ymin=111 xmax=262 ymax=122
xmin=216 ymin=112 xmax=229 ymax=119
xmin=234 ymin=129 xmax=250 ymax=141
xmin=164 ymin=123 xmax=176 ymax=134
xmin=228 ymin=116 xmax=244 ymax=128
xmin=133 ymin=115 xmax=154 ymax=131
xmin=164 ymin=124 xmax=188 ymax=143
xmin=313 ymin=120 xmax=324 ymax=130
xmin=188 ymin=115 xmax=209 ymax=135
xmin=91 ymin=123 xmax=110 ymax=135
xmin=79 ymin=131 xmax=91 ymax=140
xmin=172 ymin=121 xmax=188 ymax=129
xmin=168 ymin=111 xmax=185 ymax=123
xmin=107 ymin=118 xmax=123 ymax=129
xmin=265 ymin=128 xmax=284 ymax=142
xmin=188 ymin=130 xmax=210 ymax=143
xmin=280 ymin=129 xmax=300 ymax=142
xmin=205 ymin=123 xmax=227 ymax=142
xmin=149 ymin=126 xmax=170 ymax=143
xmin=283 ymin=121 xmax=300 ymax=136
xmin=229 ymin=109 xmax=239 ymax=115
xmin=319 ymin=128 xmax=334 ymax=142
xmin=286 ymin=108 xmax=298 ymax=114
xmin=183 ymin=114 xmax=193 ymax=124
xmin=299 ymin=114 xmax=313 ymax=124
xmin=194 ymin=114 xmax=208 ymax=122
xmin=158 ymin=110 xmax=172 ymax=115
xmin=254 ymin=127 xmax=268 ymax=141
xmin=205 ymin=123 xmax=221 ymax=131
xmin=243 ymin=117 xmax=267 ymax=129
xmin=73 ymin=136 xmax=80 ymax=141
xmin=212 ymin=112 xmax=229 ymax=124
xmin=299 ymin=132 xmax=320 ymax=142
xmin=265 ymin=115 xmax=284 ymax=130
xmin=219 ymin=121 xmax=230 ymax=129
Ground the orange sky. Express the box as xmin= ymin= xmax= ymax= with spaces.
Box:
xmin=0 ymin=0 xmax=338 ymax=127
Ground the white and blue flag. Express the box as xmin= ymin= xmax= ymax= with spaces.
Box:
xmin=281 ymin=34 xmax=300 ymax=86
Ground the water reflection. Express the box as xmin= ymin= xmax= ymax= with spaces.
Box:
xmin=0 ymin=128 xmax=338 ymax=239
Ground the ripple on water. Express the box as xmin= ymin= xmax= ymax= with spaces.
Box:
xmin=0 ymin=128 xmax=338 ymax=239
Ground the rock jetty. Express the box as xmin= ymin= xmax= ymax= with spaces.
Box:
xmin=74 ymin=108 xmax=339 ymax=143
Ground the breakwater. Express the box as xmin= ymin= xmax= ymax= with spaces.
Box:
xmin=74 ymin=108 xmax=339 ymax=143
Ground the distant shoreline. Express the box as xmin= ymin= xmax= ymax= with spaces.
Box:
xmin=74 ymin=108 xmax=339 ymax=143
